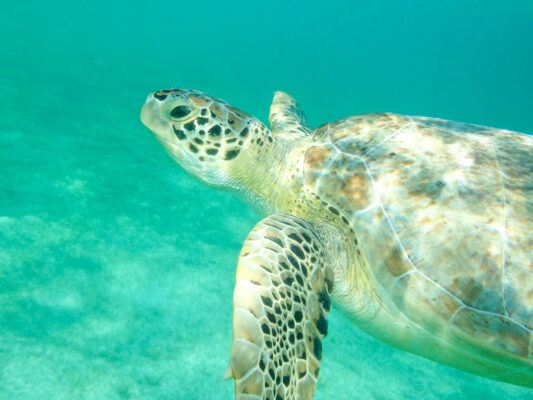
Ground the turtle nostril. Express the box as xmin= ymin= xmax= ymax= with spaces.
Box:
xmin=170 ymin=105 xmax=192 ymax=118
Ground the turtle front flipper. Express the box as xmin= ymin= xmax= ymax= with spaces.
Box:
xmin=228 ymin=214 xmax=333 ymax=400
xmin=268 ymin=92 xmax=311 ymax=139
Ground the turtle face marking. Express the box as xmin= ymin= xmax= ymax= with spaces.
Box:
xmin=142 ymin=88 xmax=251 ymax=164
xmin=141 ymin=88 xmax=267 ymax=188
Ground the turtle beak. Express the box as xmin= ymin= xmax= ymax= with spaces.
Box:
xmin=141 ymin=94 xmax=158 ymax=128
xmin=141 ymin=94 xmax=174 ymax=143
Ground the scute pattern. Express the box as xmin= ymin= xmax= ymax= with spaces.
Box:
xmin=231 ymin=214 xmax=333 ymax=400
xmin=305 ymin=113 xmax=533 ymax=362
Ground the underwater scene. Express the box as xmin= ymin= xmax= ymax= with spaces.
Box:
xmin=1 ymin=0 xmax=532 ymax=399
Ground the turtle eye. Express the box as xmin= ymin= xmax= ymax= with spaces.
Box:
xmin=170 ymin=105 xmax=192 ymax=119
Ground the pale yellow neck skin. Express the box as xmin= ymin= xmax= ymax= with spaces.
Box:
xmin=225 ymin=123 xmax=301 ymax=216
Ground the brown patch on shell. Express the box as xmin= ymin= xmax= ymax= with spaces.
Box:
xmin=305 ymin=146 xmax=330 ymax=168
xmin=342 ymin=172 xmax=371 ymax=209
xmin=384 ymin=247 xmax=411 ymax=277
xmin=452 ymin=308 xmax=531 ymax=358
xmin=331 ymin=127 xmax=359 ymax=142
xmin=303 ymin=145 xmax=335 ymax=186
xmin=394 ymin=272 xmax=464 ymax=333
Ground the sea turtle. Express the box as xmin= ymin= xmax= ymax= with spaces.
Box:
xmin=140 ymin=88 xmax=533 ymax=398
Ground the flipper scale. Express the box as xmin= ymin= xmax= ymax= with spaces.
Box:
xmin=230 ymin=214 xmax=333 ymax=400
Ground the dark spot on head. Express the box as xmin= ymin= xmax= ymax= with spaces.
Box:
xmin=226 ymin=138 xmax=237 ymax=143
xmin=261 ymin=324 xmax=270 ymax=334
xmin=225 ymin=128 xmax=231 ymax=134
xmin=240 ymin=127 xmax=249 ymax=137
xmin=224 ymin=149 xmax=240 ymax=160
xmin=154 ymin=92 xmax=168 ymax=101
xmin=197 ymin=117 xmax=209 ymax=125
xmin=206 ymin=148 xmax=218 ymax=156
xmin=208 ymin=125 xmax=221 ymax=137
xmin=193 ymin=138 xmax=203 ymax=145
xmin=172 ymin=126 xmax=186 ymax=140
xmin=210 ymin=111 xmax=217 ymax=118
xmin=294 ymin=310 xmax=303 ymax=322
xmin=189 ymin=143 xmax=198 ymax=153
xmin=200 ymin=109 xmax=207 ymax=116
xmin=184 ymin=121 xmax=195 ymax=131
xmin=199 ymin=129 xmax=205 ymax=135
xmin=170 ymin=105 xmax=192 ymax=118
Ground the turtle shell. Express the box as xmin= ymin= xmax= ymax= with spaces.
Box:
xmin=303 ymin=113 xmax=533 ymax=369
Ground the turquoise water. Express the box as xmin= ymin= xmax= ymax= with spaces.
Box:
xmin=1 ymin=1 xmax=532 ymax=399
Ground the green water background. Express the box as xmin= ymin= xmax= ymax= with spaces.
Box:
xmin=1 ymin=1 xmax=532 ymax=398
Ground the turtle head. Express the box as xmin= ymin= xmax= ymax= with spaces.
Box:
xmin=141 ymin=88 xmax=273 ymax=190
